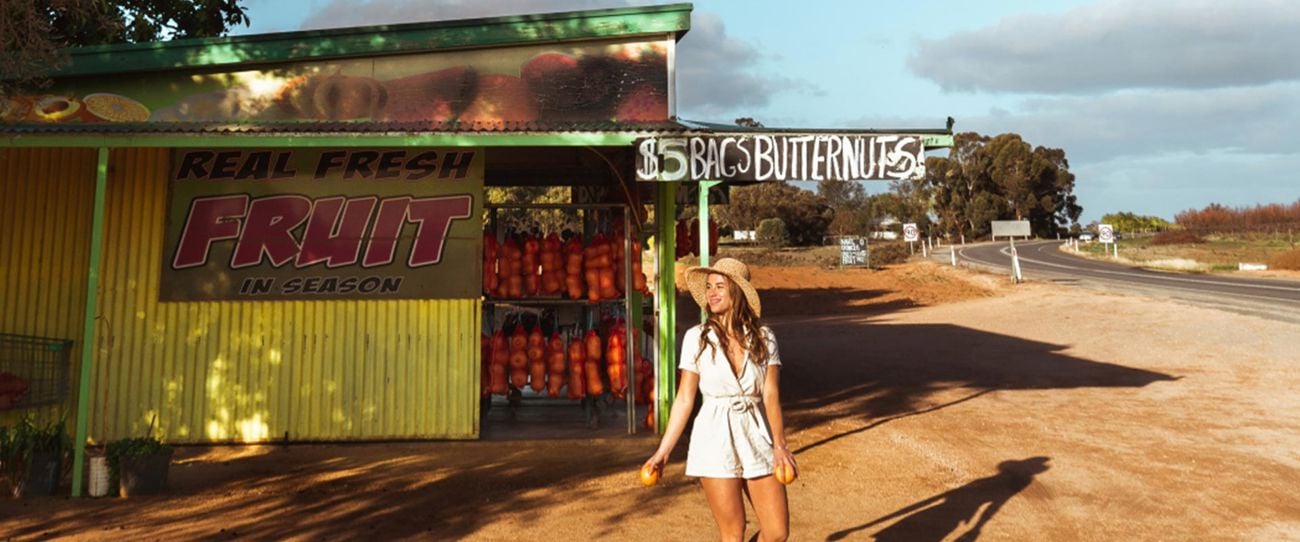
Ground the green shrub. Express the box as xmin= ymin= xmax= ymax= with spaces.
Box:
xmin=0 ymin=415 xmax=70 ymax=490
xmin=1152 ymin=230 xmax=1205 ymax=245
xmin=105 ymin=436 xmax=172 ymax=483
xmin=1269 ymin=248 xmax=1300 ymax=270
xmin=757 ymin=218 xmax=788 ymax=248
xmin=871 ymin=242 xmax=910 ymax=267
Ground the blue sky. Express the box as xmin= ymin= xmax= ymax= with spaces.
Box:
xmin=237 ymin=0 xmax=1300 ymax=224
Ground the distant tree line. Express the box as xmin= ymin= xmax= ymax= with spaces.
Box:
xmin=1099 ymin=212 xmax=1172 ymax=234
xmin=1175 ymin=201 xmax=1300 ymax=234
xmin=922 ymin=132 xmax=1081 ymax=240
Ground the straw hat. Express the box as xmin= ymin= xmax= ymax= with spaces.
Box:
xmin=685 ymin=258 xmax=761 ymax=318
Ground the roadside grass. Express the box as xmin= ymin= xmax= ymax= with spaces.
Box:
xmin=714 ymin=244 xmax=840 ymax=267
xmin=1065 ymin=233 xmax=1299 ymax=272
xmin=700 ymin=241 xmax=913 ymax=268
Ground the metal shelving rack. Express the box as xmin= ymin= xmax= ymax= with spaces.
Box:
xmin=482 ymin=202 xmax=645 ymax=435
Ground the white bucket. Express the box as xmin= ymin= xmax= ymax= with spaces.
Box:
xmin=88 ymin=456 xmax=110 ymax=497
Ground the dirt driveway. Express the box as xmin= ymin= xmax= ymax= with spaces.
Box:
xmin=2 ymin=263 xmax=1298 ymax=540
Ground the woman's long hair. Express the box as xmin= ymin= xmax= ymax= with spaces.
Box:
xmin=695 ymin=274 xmax=771 ymax=367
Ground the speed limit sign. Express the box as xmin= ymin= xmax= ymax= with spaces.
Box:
xmin=903 ymin=223 xmax=919 ymax=242
xmin=1099 ymin=224 xmax=1115 ymax=244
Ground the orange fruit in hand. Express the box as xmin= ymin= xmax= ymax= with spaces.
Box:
xmin=774 ymin=463 xmax=797 ymax=485
xmin=640 ymin=465 xmax=660 ymax=487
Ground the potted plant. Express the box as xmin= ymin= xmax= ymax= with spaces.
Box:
xmin=0 ymin=415 xmax=69 ymax=497
xmin=105 ymin=434 xmax=173 ymax=497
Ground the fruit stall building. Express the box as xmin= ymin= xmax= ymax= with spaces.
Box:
xmin=0 ymin=4 xmax=949 ymax=495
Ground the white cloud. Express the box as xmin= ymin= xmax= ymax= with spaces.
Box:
xmin=960 ymin=83 xmax=1300 ymax=162
xmin=675 ymin=12 xmax=817 ymax=119
xmin=908 ymin=0 xmax=1300 ymax=94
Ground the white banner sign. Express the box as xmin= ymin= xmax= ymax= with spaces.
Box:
xmin=634 ymin=134 xmax=926 ymax=182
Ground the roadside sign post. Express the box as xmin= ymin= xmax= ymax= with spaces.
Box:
xmin=950 ymin=245 xmax=958 ymax=267
xmin=1099 ymin=224 xmax=1116 ymax=259
xmin=1010 ymin=237 xmax=1023 ymax=283
xmin=992 ymin=220 xmax=1031 ymax=284
xmin=838 ymin=236 xmax=868 ymax=267
xmin=903 ymin=223 xmax=919 ymax=255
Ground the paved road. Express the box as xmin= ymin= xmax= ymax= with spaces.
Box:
xmin=950 ymin=240 xmax=1300 ymax=323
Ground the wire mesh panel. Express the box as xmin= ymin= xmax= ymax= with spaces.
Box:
xmin=0 ymin=334 xmax=72 ymax=410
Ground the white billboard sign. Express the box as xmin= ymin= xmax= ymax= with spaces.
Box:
xmin=991 ymin=220 xmax=1031 ymax=239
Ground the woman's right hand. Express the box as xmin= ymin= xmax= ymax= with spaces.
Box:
xmin=643 ymin=449 xmax=668 ymax=473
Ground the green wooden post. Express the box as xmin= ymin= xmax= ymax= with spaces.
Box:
xmin=655 ymin=182 xmax=677 ymax=432
xmin=697 ymin=180 xmax=719 ymax=323
xmin=72 ymin=147 xmax=108 ymax=497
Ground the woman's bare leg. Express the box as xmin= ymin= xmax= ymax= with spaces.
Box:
xmin=701 ymin=477 xmax=747 ymax=542
xmin=745 ymin=475 xmax=789 ymax=542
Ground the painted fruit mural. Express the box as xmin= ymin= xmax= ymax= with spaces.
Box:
xmin=1 ymin=40 xmax=668 ymax=124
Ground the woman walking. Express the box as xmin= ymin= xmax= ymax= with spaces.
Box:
xmin=644 ymin=258 xmax=794 ymax=542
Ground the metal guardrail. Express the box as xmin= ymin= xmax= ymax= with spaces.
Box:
xmin=0 ymin=334 xmax=73 ymax=411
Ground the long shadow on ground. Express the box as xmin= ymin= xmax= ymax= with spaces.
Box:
xmin=826 ymin=456 xmax=1052 ymax=541
xmin=755 ymin=287 xmax=1177 ymax=446
xmin=0 ymin=283 xmax=1175 ymax=539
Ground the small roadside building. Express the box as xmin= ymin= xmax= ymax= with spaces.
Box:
xmin=0 ymin=3 xmax=950 ymax=495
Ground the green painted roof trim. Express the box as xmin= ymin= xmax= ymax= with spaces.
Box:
xmin=0 ymin=132 xmax=640 ymax=148
xmin=52 ymin=3 xmax=693 ymax=78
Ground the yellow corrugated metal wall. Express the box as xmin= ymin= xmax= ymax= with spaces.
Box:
xmin=4 ymin=147 xmax=481 ymax=442
xmin=0 ymin=148 xmax=97 ymax=425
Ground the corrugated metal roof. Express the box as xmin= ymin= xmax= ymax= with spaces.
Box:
xmin=0 ymin=119 xmax=953 ymax=138
xmin=0 ymin=119 xmax=692 ymax=136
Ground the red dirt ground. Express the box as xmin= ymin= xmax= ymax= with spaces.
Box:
xmin=2 ymin=262 xmax=1297 ymax=540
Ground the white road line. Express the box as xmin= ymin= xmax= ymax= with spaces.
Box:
xmin=957 ymin=244 xmax=1300 ymax=304
xmin=1021 ymin=243 xmax=1300 ymax=293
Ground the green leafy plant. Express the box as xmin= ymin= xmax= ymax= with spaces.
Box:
xmin=0 ymin=414 xmax=70 ymax=492
xmin=870 ymin=242 xmax=911 ymax=267
xmin=105 ymin=436 xmax=172 ymax=483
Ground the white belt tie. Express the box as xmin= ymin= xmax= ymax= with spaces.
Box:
xmin=704 ymin=394 xmax=761 ymax=413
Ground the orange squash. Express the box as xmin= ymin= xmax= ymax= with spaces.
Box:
xmin=606 ymin=322 xmax=627 ymax=399
xmin=564 ymin=238 xmax=585 ymax=300
xmin=540 ymin=233 xmax=564 ymax=295
xmin=546 ymin=333 xmax=567 ymax=398
xmin=584 ymin=330 xmax=604 ymax=396
xmin=522 ymin=234 xmax=540 ymax=297
xmin=774 ymin=463 xmax=797 ymax=485
xmin=636 ymin=356 xmax=654 ymax=405
xmin=527 ymin=326 xmax=546 ymax=392
xmin=567 ymin=337 xmax=586 ymax=400
xmin=639 ymin=464 xmax=660 ymax=487
xmin=508 ymin=325 xmax=529 ymax=388
xmin=489 ymin=330 xmax=509 ymax=395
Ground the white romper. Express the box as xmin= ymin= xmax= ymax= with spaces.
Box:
xmin=678 ymin=324 xmax=782 ymax=479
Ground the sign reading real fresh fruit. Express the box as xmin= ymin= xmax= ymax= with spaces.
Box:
xmin=0 ymin=39 xmax=669 ymax=124
xmin=160 ymin=148 xmax=484 ymax=301
xmin=634 ymin=134 xmax=927 ymax=182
